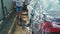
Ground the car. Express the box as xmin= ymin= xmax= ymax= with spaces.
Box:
xmin=39 ymin=0 xmax=60 ymax=34
xmin=40 ymin=11 xmax=60 ymax=34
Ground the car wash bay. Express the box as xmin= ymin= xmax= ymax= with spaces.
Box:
xmin=1 ymin=0 xmax=60 ymax=34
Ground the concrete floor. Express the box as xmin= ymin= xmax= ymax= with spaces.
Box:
xmin=14 ymin=25 xmax=30 ymax=34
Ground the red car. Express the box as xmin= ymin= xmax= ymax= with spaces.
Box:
xmin=40 ymin=11 xmax=60 ymax=34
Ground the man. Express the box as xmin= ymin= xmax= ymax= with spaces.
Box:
xmin=15 ymin=0 xmax=25 ymax=19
